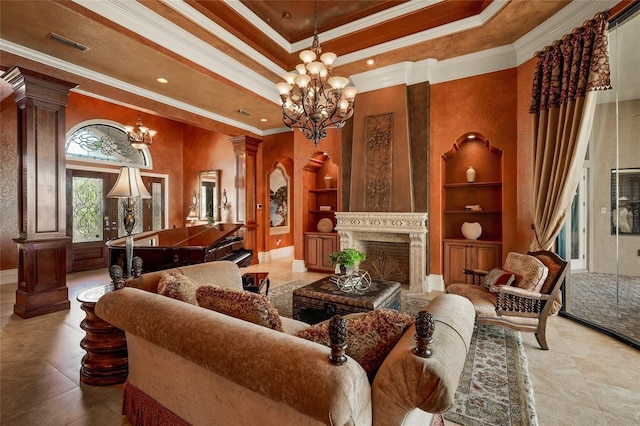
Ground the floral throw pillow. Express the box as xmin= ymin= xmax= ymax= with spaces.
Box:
xmin=503 ymin=252 xmax=549 ymax=292
xmin=483 ymin=268 xmax=515 ymax=291
xmin=196 ymin=285 xmax=284 ymax=332
xmin=157 ymin=271 xmax=200 ymax=305
xmin=296 ymin=309 xmax=414 ymax=380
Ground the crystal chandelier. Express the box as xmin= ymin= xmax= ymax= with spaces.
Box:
xmin=275 ymin=1 xmax=357 ymax=146
xmin=124 ymin=112 xmax=156 ymax=150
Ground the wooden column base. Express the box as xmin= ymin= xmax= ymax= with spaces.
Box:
xmin=13 ymin=237 xmax=71 ymax=319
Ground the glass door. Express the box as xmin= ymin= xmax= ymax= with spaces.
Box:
xmin=562 ymin=7 xmax=640 ymax=347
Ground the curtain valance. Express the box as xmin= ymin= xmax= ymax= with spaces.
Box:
xmin=529 ymin=12 xmax=611 ymax=114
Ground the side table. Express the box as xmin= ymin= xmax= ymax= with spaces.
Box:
xmin=77 ymin=284 xmax=128 ymax=386
xmin=242 ymin=272 xmax=270 ymax=295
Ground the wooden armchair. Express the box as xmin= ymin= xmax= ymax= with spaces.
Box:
xmin=446 ymin=250 xmax=568 ymax=350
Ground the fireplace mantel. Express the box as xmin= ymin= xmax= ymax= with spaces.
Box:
xmin=335 ymin=212 xmax=428 ymax=293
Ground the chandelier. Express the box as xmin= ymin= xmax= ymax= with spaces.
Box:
xmin=124 ymin=112 xmax=156 ymax=150
xmin=275 ymin=1 xmax=357 ymax=146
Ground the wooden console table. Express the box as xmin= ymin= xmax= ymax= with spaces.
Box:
xmin=77 ymin=284 xmax=128 ymax=385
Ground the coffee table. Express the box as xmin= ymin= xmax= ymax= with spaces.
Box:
xmin=292 ymin=276 xmax=401 ymax=324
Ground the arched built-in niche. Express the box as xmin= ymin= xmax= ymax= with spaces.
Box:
xmin=441 ymin=132 xmax=503 ymax=285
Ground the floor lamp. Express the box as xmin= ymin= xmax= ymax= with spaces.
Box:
xmin=107 ymin=166 xmax=152 ymax=278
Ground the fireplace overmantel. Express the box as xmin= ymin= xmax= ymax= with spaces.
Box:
xmin=335 ymin=212 xmax=428 ymax=293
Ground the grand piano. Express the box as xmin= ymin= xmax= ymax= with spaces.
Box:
xmin=106 ymin=223 xmax=253 ymax=273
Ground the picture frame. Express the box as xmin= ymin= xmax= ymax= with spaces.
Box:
xmin=610 ymin=168 xmax=640 ymax=235
xmin=269 ymin=163 xmax=290 ymax=235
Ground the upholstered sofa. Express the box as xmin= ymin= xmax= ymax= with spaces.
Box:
xmin=97 ymin=261 xmax=475 ymax=425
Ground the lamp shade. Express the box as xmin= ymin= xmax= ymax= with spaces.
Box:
xmin=107 ymin=167 xmax=152 ymax=199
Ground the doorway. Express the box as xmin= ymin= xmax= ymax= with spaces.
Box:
xmin=66 ymin=169 xmax=165 ymax=272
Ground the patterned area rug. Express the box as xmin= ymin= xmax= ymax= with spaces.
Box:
xmin=268 ymin=281 xmax=537 ymax=426
xmin=445 ymin=325 xmax=538 ymax=426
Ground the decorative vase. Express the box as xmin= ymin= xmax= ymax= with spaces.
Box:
xmin=461 ymin=222 xmax=482 ymax=240
xmin=324 ymin=175 xmax=332 ymax=189
xmin=466 ymin=166 xmax=476 ymax=183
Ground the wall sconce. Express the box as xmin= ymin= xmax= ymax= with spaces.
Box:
xmin=220 ymin=189 xmax=229 ymax=210
xmin=186 ymin=190 xmax=199 ymax=224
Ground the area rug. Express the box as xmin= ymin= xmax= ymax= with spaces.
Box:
xmin=268 ymin=280 xmax=538 ymax=426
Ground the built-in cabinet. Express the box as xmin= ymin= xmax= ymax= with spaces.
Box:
xmin=442 ymin=132 xmax=503 ymax=285
xmin=304 ymin=232 xmax=339 ymax=271
xmin=303 ymin=155 xmax=339 ymax=272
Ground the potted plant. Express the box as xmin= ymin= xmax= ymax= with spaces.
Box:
xmin=329 ymin=248 xmax=366 ymax=275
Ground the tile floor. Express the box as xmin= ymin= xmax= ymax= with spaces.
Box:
xmin=1 ymin=257 xmax=639 ymax=425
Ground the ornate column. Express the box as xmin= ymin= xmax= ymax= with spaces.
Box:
xmin=4 ymin=67 xmax=77 ymax=318
xmin=229 ymin=135 xmax=261 ymax=265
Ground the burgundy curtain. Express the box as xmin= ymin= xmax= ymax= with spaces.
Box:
xmin=529 ymin=12 xmax=612 ymax=253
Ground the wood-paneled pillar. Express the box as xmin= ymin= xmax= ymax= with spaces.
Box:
xmin=230 ymin=135 xmax=261 ymax=265
xmin=4 ymin=67 xmax=77 ymax=318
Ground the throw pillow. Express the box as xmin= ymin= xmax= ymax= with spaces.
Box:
xmin=296 ymin=309 xmax=414 ymax=380
xmin=157 ymin=271 xmax=200 ymax=305
xmin=503 ymin=252 xmax=549 ymax=292
xmin=483 ymin=268 xmax=515 ymax=291
xmin=196 ymin=285 xmax=284 ymax=332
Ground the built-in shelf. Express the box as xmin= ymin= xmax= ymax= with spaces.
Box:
xmin=309 ymin=209 xmax=337 ymax=214
xmin=443 ymin=182 xmax=502 ymax=188
xmin=309 ymin=188 xmax=338 ymax=193
xmin=444 ymin=210 xmax=502 ymax=214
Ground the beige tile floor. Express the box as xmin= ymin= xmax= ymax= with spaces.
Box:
xmin=1 ymin=256 xmax=639 ymax=425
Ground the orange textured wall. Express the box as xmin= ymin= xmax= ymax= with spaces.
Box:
xmin=430 ymin=69 xmax=519 ymax=275
xmin=66 ymin=93 xmax=186 ymax=229
xmin=516 ymin=58 xmax=537 ymax=253
xmin=182 ymin=126 xmax=236 ymax=224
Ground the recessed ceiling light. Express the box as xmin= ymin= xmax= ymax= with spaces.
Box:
xmin=366 ymin=59 xmax=375 ymax=65
xmin=260 ymin=118 xmax=267 ymax=122
xmin=156 ymin=77 xmax=168 ymax=84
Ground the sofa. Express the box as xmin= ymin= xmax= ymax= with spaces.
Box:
xmin=97 ymin=261 xmax=475 ymax=425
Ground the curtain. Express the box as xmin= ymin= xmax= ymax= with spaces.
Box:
xmin=529 ymin=12 xmax=612 ymax=252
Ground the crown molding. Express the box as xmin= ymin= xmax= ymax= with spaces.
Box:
xmin=351 ymin=44 xmax=516 ymax=93
xmin=73 ymin=0 xmax=279 ymax=100
xmin=513 ymin=0 xmax=618 ymax=65
xmin=160 ymin=0 xmax=286 ymax=76
xmin=0 ymin=40 xmax=264 ymax=136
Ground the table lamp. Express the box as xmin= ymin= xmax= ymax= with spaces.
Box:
xmin=107 ymin=166 xmax=152 ymax=277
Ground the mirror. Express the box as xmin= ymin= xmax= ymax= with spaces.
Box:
xmin=198 ymin=170 xmax=221 ymax=222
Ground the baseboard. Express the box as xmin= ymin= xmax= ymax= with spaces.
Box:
xmin=291 ymin=259 xmax=307 ymax=273
xmin=427 ymin=274 xmax=445 ymax=293
xmin=0 ymin=268 xmax=18 ymax=286
xmin=258 ymin=246 xmax=294 ymax=263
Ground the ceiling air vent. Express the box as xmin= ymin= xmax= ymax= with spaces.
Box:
xmin=47 ymin=33 xmax=89 ymax=52
xmin=237 ymin=109 xmax=251 ymax=116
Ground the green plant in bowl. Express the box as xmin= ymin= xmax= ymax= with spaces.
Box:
xmin=328 ymin=248 xmax=366 ymax=267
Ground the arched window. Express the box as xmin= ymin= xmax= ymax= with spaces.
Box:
xmin=65 ymin=120 xmax=152 ymax=168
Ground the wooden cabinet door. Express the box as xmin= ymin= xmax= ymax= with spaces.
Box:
xmin=304 ymin=233 xmax=338 ymax=272
xmin=443 ymin=241 xmax=468 ymax=284
xmin=472 ymin=243 xmax=501 ymax=272
xmin=319 ymin=234 xmax=338 ymax=270
xmin=305 ymin=234 xmax=321 ymax=270
xmin=444 ymin=240 xmax=502 ymax=285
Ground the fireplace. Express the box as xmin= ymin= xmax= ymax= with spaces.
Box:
xmin=334 ymin=212 xmax=429 ymax=293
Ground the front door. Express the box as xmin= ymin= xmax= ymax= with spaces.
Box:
xmin=66 ymin=169 xmax=119 ymax=272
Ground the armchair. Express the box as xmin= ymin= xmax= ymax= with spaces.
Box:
xmin=446 ymin=250 xmax=568 ymax=350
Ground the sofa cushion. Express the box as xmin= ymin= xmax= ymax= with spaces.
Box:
xmin=483 ymin=268 xmax=515 ymax=291
xmin=296 ymin=309 xmax=413 ymax=380
xmin=503 ymin=252 xmax=548 ymax=292
xmin=196 ymin=285 xmax=284 ymax=332
xmin=157 ymin=271 xmax=200 ymax=305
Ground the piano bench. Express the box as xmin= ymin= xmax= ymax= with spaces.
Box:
xmin=241 ymin=272 xmax=270 ymax=296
